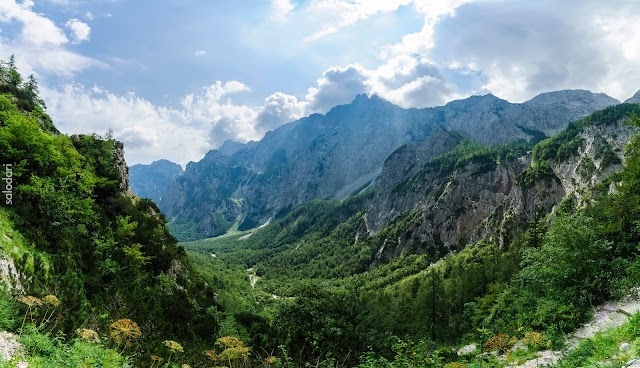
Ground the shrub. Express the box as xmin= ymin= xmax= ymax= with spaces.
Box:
xmin=483 ymin=334 xmax=514 ymax=354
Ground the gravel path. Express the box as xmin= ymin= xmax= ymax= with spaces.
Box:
xmin=512 ymin=295 xmax=640 ymax=368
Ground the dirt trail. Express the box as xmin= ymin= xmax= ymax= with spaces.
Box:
xmin=247 ymin=267 xmax=260 ymax=288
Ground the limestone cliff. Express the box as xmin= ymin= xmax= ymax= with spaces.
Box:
xmin=367 ymin=106 xmax=636 ymax=262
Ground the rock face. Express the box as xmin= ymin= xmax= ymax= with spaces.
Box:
xmin=367 ymin=112 xmax=635 ymax=262
xmin=159 ymin=90 xmax=619 ymax=240
xmin=0 ymin=256 xmax=24 ymax=295
xmin=112 ymin=140 xmax=131 ymax=194
xmin=625 ymin=90 xmax=640 ymax=104
xmin=161 ymin=150 xmax=249 ymax=238
xmin=129 ymin=159 xmax=183 ymax=203
xmin=218 ymin=140 xmax=248 ymax=156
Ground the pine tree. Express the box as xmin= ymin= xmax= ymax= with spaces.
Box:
xmin=7 ymin=55 xmax=22 ymax=88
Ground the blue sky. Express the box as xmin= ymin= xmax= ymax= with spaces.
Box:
xmin=2 ymin=0 xmax=640 ymax=165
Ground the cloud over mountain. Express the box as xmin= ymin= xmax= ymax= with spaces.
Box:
xmin=3 ymin=0 xmax=640 ymax=167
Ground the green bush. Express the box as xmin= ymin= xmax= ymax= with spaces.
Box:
xmin=0 ymin=286 xmax=17 ymax=331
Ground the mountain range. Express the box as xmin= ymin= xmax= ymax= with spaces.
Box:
xmin=129 ymin=89 xmax=624 ymax=240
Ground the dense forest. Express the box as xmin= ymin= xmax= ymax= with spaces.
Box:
xmin=0 ymin=57 xmax=639 ymax=367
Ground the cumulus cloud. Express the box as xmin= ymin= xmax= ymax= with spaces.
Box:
xmin=65 ymin=18 xmax=91 ymax=44
xmin=84 ymin=11 xmax=94 ymax=20
xmin=118 ymin=126 xmax=159 ymax=149
xmin=426 ymin=1 xmax=640 ymax=101
xmin=194 ymin=50 xmax=206 ymax=56
xmin=256 ymin=92 xmax=304 ymax=132
xmin=304 ymin=65 xmax=370 ymax=113
xmin=299 ymin=0 xmax=640 ymax=103
xmin=298 ymin=56 xmax=456 ymax=114
xmin=383 ymin=0 xmax=473 ymax=57
xmin=0 ymin=1 xmax=101 ymax=77
xmin=41 ymin=81 xmax=269 ymax=165
xmin=371 ymin=55 xmax=455 ymax=107
xmin=0 ymin=0 xmax=68 ymax=46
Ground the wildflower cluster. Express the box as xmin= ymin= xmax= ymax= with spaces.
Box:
xmin=203 ymin=336 xmax=251 ymax=367
xmin=18 ymin=294 xmax=61 ymax=332
xmin=109 ymin=318 xmax=142 ymax=348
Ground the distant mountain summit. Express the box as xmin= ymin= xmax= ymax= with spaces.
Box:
xmin=129 ymin=159 xmax=183 ymax=203
xmin=625 ymin=90 xmax=640 ymax=104
xmin=136 ymin=90 xmax=620 ymax=240
xmin=218 ymin=139 xmax=247 ymax=156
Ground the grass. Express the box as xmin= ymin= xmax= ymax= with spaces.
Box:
xmin=18 ymin=324 xmax=128 ymax=368
xmin=181 ymin=230 xmax=250 ymax=254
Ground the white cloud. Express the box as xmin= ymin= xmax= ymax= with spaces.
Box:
xmin=194 ymin=50 xmax=206 ymax=56
xmin=0 ymin=1 xmax=101 ymax=77
xmin=0 ymin=0 xmax=68 ymax=46
xmin=383 ymin=0 xmax=473 ymax=57
xmin=371 ymin=55 xmax=456 ymax=108
xmin=304 ymin=64 xmax=371 ymax=113
xmin=272 ymin=0 xmax=295 ymax=22
xmin=256 ymin=92 xmax=304 ymax=132
xmin=42 ymin=81 xmax=272 ymax=165
xmin=305 ymin=0 xmax=413 ymax=41
xmin=65 ymin=18 xmax=91 ymax=44
xmin=299 ymin=56 xmax=456 ymax=114
xmin=423 ymin=1 xmax=640 ymax=102
xmin=84 ymin=11 xmax=94 ymax=20
xmin=42 ymin=84 xmax=210 ymax=166
xmin=297 ymin=0 xmax=640 ymax=103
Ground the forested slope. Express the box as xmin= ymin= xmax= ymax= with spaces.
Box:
xmin=0 ymin=58 xmax=230 ymax=367
xmin=184 ymin=103 xmax=640 ymax=367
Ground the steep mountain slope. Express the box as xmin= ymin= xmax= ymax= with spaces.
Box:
xmin=158 ymin=90 xmax=619 ymax=240
xmin=368 ymin=104 xmax=638 ymax=264
xmin=625 ymin=90 xmax=640 ymax=103
xmin=129 ymin=159 xmax=183 ymax=203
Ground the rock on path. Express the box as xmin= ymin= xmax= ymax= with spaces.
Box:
xmin=512 ymin=295 xmax=640 ymax=368
xmin=0 ymin=331 xmax=27 ymax=366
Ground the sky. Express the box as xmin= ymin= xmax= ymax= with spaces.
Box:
xmin=2 ymin=0 xmax=640 ymax=166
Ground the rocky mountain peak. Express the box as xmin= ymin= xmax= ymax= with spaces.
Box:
xmin=625 ymin=90 xmax=640 ymax=104
xmin=218 ymin=139 xmax=247 ymax=156
xmin=129 ymin=158 xmax=183 ymax=202
xmin=525 ymin=89 xmax=620 ymax=106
